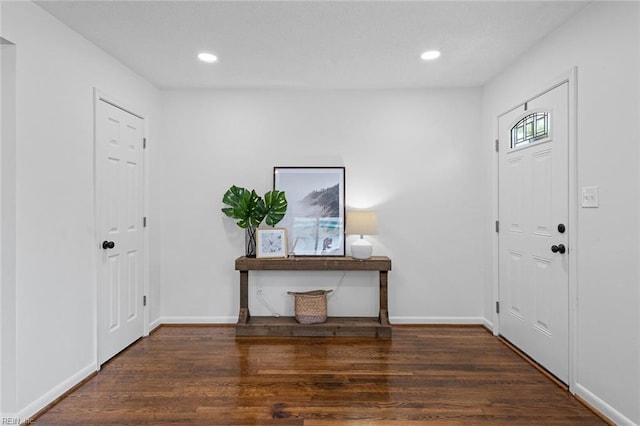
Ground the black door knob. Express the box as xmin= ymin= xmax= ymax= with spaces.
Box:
xmin=102 ymin=241 xmax=115 ymax=249
xmin=557 ymin=224 xmax=566 ymax=233
xmin=551 ymin=244 xmax=566 ymax=254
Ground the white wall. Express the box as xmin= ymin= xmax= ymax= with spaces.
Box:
xmin=0 ymin=1 xmax=161 ymax=420
xmin=158 ymin=89 xmax=484 ymax=324
xmin=0 ymin=38 xmax=17 ymax=419
xmin=482 ymin=2 xmax=639 ymax=424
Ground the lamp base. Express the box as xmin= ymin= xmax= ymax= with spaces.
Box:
xmin=351 ymin=238 xmax=373 ymax=260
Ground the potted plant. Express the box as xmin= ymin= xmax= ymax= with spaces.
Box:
xmin=221 ymin=185 xmax=288 ymax=257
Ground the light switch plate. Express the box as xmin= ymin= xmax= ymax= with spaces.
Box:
xmin=581 ymin=186 xmax=599 ymax=208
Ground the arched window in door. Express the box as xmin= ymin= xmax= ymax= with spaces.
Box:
xmin=511 ymin=111 xmax=550 ymax=149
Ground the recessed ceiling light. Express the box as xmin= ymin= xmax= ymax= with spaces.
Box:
xmin=420 ymin=50 xmax=441 ymax=61
xmin=198 ymin=52 xmax=218 ymax=63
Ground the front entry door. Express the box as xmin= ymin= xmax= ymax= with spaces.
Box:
xmin=498 ymin=83 xmax=569 ymax=383
xmin=96 ymin=98 xmax=145 ymax=365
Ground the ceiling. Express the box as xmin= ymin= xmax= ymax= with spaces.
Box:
xmin=36 ymin=1 xmax=590 ymax=90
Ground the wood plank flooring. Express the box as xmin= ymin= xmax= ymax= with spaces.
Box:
xmin=33 ymin=325 xmax=605 ymax=425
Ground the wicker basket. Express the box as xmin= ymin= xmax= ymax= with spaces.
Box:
xmin=287 ymin=289 xmax=333 ymax=324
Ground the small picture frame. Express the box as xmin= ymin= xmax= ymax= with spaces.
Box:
xmin=256 ymin=228 xmax=288 ymax=258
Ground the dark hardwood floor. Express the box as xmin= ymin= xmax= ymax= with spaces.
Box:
xmin=34 ymin=325 xmax=605 ymax=425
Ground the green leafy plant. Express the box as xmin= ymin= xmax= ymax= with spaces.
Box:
xmin=221 ymin=185 xmax=288 ymax=228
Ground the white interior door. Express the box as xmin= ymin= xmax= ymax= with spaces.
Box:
xmin=96 ymin=98 xmax=145 ymax=365
xmin=498 ymin=83 xmax=569 ymax=383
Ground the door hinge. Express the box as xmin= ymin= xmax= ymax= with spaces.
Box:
xmin=143 ymin=138 xmax=147 ymax=149
xmin=143 ymin=216 xmax=147 ymax=227
xmin=143 ymin=295 xmax=147 ymax=306
xmin=495 ymin=220 xmax=499 ymax=233
xmin=496 ymin=301 xmax=500 ymax=314
xmin=495 ymin=139 xmax=499 ymax=152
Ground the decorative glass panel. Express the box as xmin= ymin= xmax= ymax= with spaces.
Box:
xmin=511 ymin=112 xmax=550 ymax=149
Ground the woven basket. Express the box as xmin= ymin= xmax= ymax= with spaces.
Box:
xmin=287 ymin=289 xmax=333 ymax=324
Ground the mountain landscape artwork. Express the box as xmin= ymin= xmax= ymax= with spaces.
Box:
xmin=274 ymin=167 xmax=345 ymax=256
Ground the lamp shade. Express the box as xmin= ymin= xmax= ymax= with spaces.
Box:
xmin=346 ymin=211 xmax=378 ymax=236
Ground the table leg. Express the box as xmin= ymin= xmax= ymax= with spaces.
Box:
xmin=379 ymin=271 xmax=390 ymax=326
xmin=238 ymin=270 xmax=250 ymax=324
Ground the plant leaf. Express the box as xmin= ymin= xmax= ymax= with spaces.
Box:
xmin=262 ymin=190 xmax=288 ymax=226
xmin=222 ymin=186 xmax=287 ymax=228
xmin=221 ymin=185 xmax=261 ymax=229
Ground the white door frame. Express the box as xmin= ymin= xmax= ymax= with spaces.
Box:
xmin=92 ymin=88 xmax=150 ymax=370
xmin=492 ymin=67 xmax=578 ymax=392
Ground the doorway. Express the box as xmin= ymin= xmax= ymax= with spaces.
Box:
xmin=95 ymin=93 xmax=146 ymax=365
xmin=497 ymin=78 xmax=574 ymax=384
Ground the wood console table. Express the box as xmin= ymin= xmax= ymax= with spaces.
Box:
xmin=235 ymin=256 xmax=392 ymax=338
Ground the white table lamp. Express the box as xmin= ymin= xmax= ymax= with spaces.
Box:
xmin=346 ymin=211 xmax=378 ymax=260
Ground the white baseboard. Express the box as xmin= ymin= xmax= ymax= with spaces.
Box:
xmin=160 ymin=316 xmax=488 ymax=326
xmin=482 ymin=317 xmax=494 ymax=331
xmin=389 ymin=316 xmax=486 ymax=325
xmin=160 ymin=316 xmax=489 ymax=326
xmin=160 ymin=316 xmax=236 ymax=324
xmin=574 ymin=383 xmax=636 ymax=426
xmin=16 ymin=362 xmax=96 ymax=423
xmin=149 ymin=316 xmax=162 ymax=331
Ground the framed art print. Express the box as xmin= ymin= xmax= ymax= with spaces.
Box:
xmin=256 ymin=228 xmax=288 ymax=258
xmin=273 ymin=167 xmax=345 ymax=256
